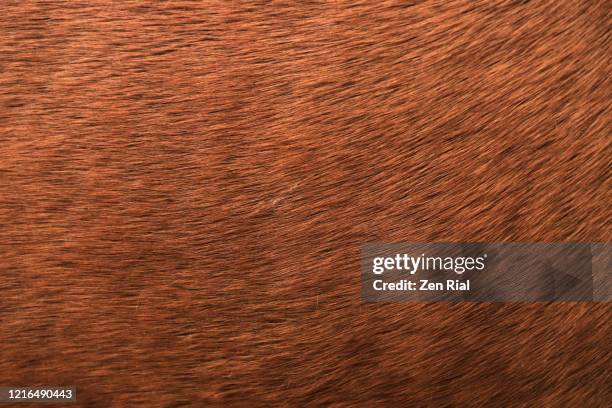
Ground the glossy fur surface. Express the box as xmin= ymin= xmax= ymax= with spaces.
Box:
xmin=0 ymin=1 xmax=610 ymax=406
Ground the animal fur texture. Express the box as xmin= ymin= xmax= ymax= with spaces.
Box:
xmin=0 ymin=1 xmax=610 ymax=406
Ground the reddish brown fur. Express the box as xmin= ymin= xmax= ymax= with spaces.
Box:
xmin=0 ymin=1 xmax=610 ymax=406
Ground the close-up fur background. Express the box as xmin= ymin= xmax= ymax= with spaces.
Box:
xmin=0 ymin=0 xmax=610 ymax=406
